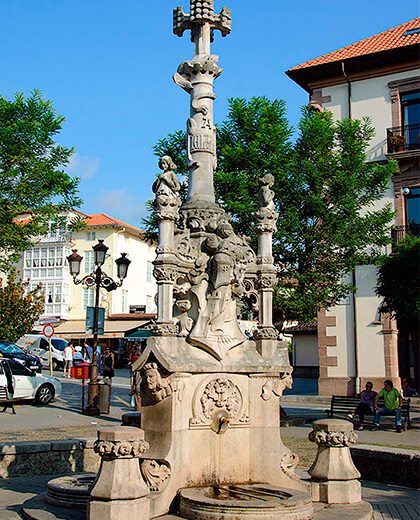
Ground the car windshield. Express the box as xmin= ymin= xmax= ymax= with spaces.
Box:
xmin=51 ymin=339 xmax=68 ymax=351
xmin=0 ymin=342 xmax=24 ymax=355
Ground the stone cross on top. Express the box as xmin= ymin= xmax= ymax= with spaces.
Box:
xmin=173 ymin=1 xmax=231 ymax=207
xmin=173 ymin=1 xmax=231 ymax=55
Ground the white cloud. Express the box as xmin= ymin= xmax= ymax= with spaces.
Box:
xmin=93 ymin=189 xmax=148 ymax=226
xmin=67 ymin=153 xmax=100 ymax=180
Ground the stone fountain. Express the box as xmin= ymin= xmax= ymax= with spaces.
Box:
xmin=22 ymin=2 xmax=373 ymax=519
xmin=131 ymin=1 xmax=313 ymax=518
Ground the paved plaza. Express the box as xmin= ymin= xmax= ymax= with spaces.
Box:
xmin=0 ymin=371 xmax=418 ymax=519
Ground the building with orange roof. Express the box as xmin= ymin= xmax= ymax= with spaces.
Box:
xmin=16 ymin=210 xmax=157 ymax=355
xmin=286 ymin=19 xmax=419 ymax=396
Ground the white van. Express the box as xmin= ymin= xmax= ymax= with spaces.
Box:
xmin=17 ymin=334 xmax=68 ymax=370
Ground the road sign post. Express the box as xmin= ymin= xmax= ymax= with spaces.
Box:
xmin=43 ymin=325 xmax=55 ymax=376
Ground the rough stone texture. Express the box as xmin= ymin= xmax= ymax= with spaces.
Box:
xmin=351 ymin=444 xmax=420 ymax=488
xmin=308 ymin=419 xmax=362 ymax=505
xmin=88 ymin=427 xmax=150 ymax=520
xmin=0 ymin=439 xmax=99 ymax=478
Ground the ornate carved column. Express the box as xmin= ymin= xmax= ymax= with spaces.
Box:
xmin=308 ymin=419 xmax=361 ymax=504
xmin=88 ymin=427 xmax=150 ymax=520
xmin=153 ymin=156 xmax=180 ymax=332
xmin=173 ymin=0 xmax=231 ymax=207
xmin=253 ymin=174 xmax=279 ymax=356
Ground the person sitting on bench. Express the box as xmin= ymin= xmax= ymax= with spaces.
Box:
xmin=347 ymin=381 xmax=376 ymax=430
xmin=371 ymin=380 xmax=403 ymax=433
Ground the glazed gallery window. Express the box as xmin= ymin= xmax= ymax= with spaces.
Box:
xmin=35 ymin=282 xmax=69 ymax=315
xmin=24 ymin=247 xmax=67 ymax=279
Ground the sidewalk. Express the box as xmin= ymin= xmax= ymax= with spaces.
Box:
xmin=0 ymin=474 xmax=418 ymax=520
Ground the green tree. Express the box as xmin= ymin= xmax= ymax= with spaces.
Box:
xmin=0 ymin=267 xmax=44 ymax=341
xmin=147 ymin=98 xmax=396 ymax=324
xmin=0 ymin=90 xmax=81 ymax=269
xmin=375 ymin=235 xmax=420 ymax=330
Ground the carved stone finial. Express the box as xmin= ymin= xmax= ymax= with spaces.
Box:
xmin=253 ymin=173 xmax=279 ymax=234
xmin=173 ymin=1 xmax=231 ymax=39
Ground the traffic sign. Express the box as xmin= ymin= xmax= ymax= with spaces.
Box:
xmin=43 ymin=324 xmax=55 ymax=338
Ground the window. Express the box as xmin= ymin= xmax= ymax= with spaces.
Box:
xmin=86 ymin=231 xmax=96 ymax=242
xmin=83 ymin=288 xmax=95 ymax=310
xmin=401 ymin=92 xmax=420 ymax=149
xmin=146 ymin=295 xmax=152 ymax=313
xmin=406 ymin=187 xmax=420 ymax=234
xmin=122 ymin=290 xmax=128 ymax=313
xmin=147 ymin=261 xmax=153 ymax=283
xmin=84 ymin=251 xmax=95 ymax=274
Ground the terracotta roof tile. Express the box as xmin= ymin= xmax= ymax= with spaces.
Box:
xmin=282 ymin=322 xmax=318 ymax=334
xmin=288 ymin=18 xmax=420 ymax=71
xmin=85 ymin=213 xmax=144 ymax=234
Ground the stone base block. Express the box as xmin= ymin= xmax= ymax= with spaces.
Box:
xmin=313 ymin=500 xmax=373 ymax=520
xmin=311 ymin=479 xmax=361 ymax=504
xmin=88 ymin=497 xmax=149 ymax=520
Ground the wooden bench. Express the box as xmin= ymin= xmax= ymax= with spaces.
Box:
xmin=0 ymin=385 xmax=16 ymax=414
xmin=325 ymin=395 xmax=411 ymax=430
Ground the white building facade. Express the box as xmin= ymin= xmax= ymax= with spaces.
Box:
xmin=287 ymin=19 xmax=420 ymax=395
xmin=18 ymin=211 xmax=157 ymax=331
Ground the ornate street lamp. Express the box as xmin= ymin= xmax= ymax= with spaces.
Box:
xmin=67 ymin=240 xmax=131 ymax=415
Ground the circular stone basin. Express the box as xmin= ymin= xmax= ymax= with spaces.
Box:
xmin=179 ymin=484 xmax=313 ymax=520
xmin=46 ymin=473 xmax=96 ymax=510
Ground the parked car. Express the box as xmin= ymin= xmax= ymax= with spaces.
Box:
xmin=0 ymin=341 xmax=43 ymax=373
xmin=17 ymin=335 xmax=70 ymax=371
xmin=0 ymin=357 xmax=62 ymax=404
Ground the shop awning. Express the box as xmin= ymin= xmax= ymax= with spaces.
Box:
xmin=125 ymin=329 xmax=152 ymax=339
xmin=51 ymin=319 xmax=152 ymax=340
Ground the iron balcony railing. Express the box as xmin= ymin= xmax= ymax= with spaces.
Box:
xmin=387 ymin=124 xmax=420 ymax=154
xmin=391 ymin=223 xmax=420 ymax=245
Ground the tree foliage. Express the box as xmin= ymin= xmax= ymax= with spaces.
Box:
xmin=376 ymin=235 xmax=420 ymax=330
xmin=146 ymin=97 xmax=396 ymax=324
xmin=0 ymin=90 xmax=81 ymax=269
xmin=0 ymin=267 xmax=44 ymax=342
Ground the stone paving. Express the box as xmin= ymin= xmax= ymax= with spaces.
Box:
xmin=0 ymin=474 xmax=418 ymax=519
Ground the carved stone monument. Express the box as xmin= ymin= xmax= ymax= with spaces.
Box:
xmin=133 ymin=2 xmax=313 ymax=518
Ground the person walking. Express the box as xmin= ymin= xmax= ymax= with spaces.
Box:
xmin=347 ymin=382 xmax=377 ymax=430
xmin=83 ymin=341 xmax=93 ymax=363
xmin=101 ymin=347 xmax=114 ymax=381
xmin=371 ymin=380 xmax=403 ymax=433
xmin=63 ymin=341 xmax=75 ymax=378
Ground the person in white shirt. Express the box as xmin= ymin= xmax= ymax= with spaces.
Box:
xmin=63 ymin=342 xmax=75 ymax=378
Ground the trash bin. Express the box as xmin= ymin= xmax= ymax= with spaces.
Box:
xmin=98 ymin=380 xmax=111 ymax=414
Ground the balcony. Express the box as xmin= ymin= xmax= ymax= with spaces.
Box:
xmin=391 ymin=223 xmax=420 ymax=245
xmin=387 ymin=124 xmax=420 ymax=154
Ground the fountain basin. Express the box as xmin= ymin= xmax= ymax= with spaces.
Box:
xmin=179 ymin=484 xmax=313 ymax=520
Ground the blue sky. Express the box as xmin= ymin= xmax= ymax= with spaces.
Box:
xmin=1 ymin=1 xmax=418 ymax=227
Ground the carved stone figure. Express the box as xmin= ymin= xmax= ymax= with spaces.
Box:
xmin=153 ymin=155 xmax=181 ymax=210
xmin=253 ymin=173 xmax=279 ymax=233
xmin=141 ymin=363 xmax=173 ymax=405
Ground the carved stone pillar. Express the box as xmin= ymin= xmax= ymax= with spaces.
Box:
xmin=153 ymin=265 xmax=178 ymax=328
xmin=88 ymin=426 xmax=150 ymax=520
xmin=253 ymin=174 xmax=279 ymax=356
xmin=308 ymin=419 xmax=361 ymax=504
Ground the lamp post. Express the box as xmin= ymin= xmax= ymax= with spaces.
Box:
xmin=67 ymin=239 xmax=131 ymax=415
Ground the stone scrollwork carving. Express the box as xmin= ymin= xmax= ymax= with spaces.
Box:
xmin=280 ymin=452 xmax=301 ymax=481
xmin=200 ymin=378 xmax=242 ymax=419
xmin=153 ymin=266 xmax=178 ymax=282
xmin=93 ymin=439 xmax=149 ymax=459
xmin=140 ymin=363 xmax=173 ymax=405
xmin=140 ymin=459 xmax=171 ymax=493
xmin=150 ymin=323 xmax=179 ymax=336
xmin=308 ymin=429 xmax=358 ymax=447
xmin=190 ymin=377 xmax=248 ymax=428
xmin=253 ymin=325 xmax=279 ymax=341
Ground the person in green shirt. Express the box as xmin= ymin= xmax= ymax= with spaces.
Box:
xmin=371 ymin=380 xmax=403 ymax=433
